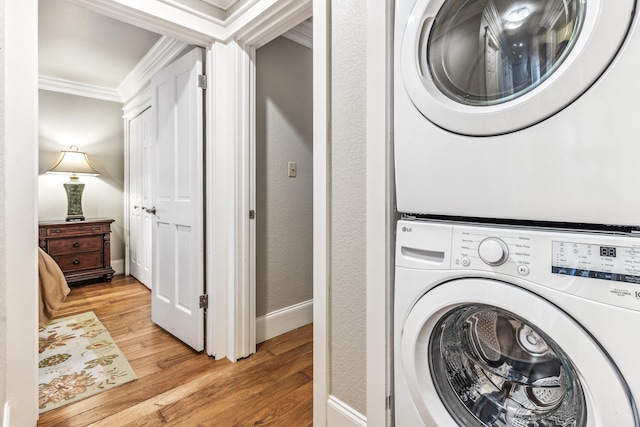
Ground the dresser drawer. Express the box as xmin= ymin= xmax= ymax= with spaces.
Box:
xmin=44 ymin=223 xmax=108 ymax=237
xmin=48 ymin=235 xmax=103 ymax=256
xmin=39 ymin=218 xmax=115 ymax=284
xmin=52 ymin=252 xmax=104 ymax=272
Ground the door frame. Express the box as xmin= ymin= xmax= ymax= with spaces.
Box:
xmin=226 ymin=3 xmax=313 ymax=361
xmin=6 ymin=0 xmax=335 ymax=425
xmin=4 ymin=2 xmax=39 ymax=425
xmin=74 ymin=0 xmax=312 ymax=362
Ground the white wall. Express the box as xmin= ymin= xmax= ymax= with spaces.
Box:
xmin=38 ymin=90 xmax=126 ymax=265
xmin=330 ymin=0 xmax=368 ymax=416
xmin=255 ymin=37 xmax=313 ymax=317
xmin=2 ymin=1 xmax=39 ymax=425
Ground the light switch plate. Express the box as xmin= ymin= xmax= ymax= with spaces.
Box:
xmin=288 ymin=161 xmax=297 ymax=177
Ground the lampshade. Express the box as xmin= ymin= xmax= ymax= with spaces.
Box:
xmin=47 ymin=145 xmax=99 ymax=222
xmin=47 ymin=145 xmax=100 ymax=176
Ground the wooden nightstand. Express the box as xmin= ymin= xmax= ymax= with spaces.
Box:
xmin=39 ymin=218 xmax=116 ymax=284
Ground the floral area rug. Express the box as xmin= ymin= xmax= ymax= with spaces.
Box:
xmin=38 ymin=311 xmax=137 ymax=413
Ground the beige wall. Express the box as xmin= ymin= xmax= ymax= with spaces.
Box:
xmin=255 ymin=37 xmax=313 ymax=317
xmin=330 ymin=0 xmax=368 ymax=415
xmin=38 ymin=90 xmax=125 ymax=263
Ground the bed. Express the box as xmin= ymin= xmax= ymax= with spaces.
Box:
xmin=38 ymin=247 xmax=71 ymax=328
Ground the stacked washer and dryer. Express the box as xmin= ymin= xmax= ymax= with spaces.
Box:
xmin=393 ymin=0 xmax=640 ymax=426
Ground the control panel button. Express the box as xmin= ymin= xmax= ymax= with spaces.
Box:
xmin=461 ymin=257 xmax=471 ymax=267
xmin=478 ymin=237 xmax=509 ymax=266
xmin=517 ymin=265 xmax=530 ymax=276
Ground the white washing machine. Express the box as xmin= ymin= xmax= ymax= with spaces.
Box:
xmin=395 ymin=219 xmax=640 ymax=426
xmin=394 ymin=0 xmax=640 ymax=226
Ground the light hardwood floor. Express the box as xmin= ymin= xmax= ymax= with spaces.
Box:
xmin=37 ymin=275 xmax=313 ymax=426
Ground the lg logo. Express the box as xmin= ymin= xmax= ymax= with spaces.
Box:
xmin=402 ymin=226 xmax=413 ymax=233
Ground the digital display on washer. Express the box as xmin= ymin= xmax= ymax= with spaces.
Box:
xmin=600 ymin=246 xmax=616 ymax=257
xmin=552 ymin=241 xmax=640 ymax=283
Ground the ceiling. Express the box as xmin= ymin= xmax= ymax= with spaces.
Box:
xmin=39 ymin=0 xmax=163 ymax=89
xmin=200 ymin=0 xmax=243 ymax=9
xmin=39 ymin=0 xmax=312 ymax=99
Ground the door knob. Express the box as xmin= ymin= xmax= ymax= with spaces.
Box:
xmin=144 ymin=206 xmax=157 ymax=215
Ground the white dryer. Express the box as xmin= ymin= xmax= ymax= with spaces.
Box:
xmin=394 ymin=0 xmax=640 ymax=226
xmin=395 ymin=219 xmax=640 ymax=426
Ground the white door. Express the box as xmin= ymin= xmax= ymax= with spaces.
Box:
xmin=129 ymin=108 xmax=152 ymax=288
xmin=150 ymin=47 xmax=205 ymax=352
xmin=129 ymin=113 xmax=143 ymax=281
xmin=140 ymin=109 xmax=153 ymax=287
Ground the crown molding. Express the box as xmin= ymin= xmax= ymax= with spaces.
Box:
xmin=142 ymin=0 xmax=261 ymax=29
xmin=118 ymin=36 xmax=190 ymax=103
xmin=122 ymin=85 xmax=152 ymax=119
xmin=157 ymin=0 xmax=226 ymax=23
xmin=39 ymin=36 xmax=189 ymax=104
xmin=230 ymin=0 xmax=311 ymax=47
xmin=200 ymin=0 xmax=243 ymax=11
xmin=65 ymin=0 xmax=224 ymax=46
xmin=50 ymin=0 xmax=312 ymax=104
xmin=38 ymin=75 xmax=123 ymax=103
xmin=282 ymin=19 xmax=312 ymax=49
xmin=68 ymin=0 xmax=310 ymax=46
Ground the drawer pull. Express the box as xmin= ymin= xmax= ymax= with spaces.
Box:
xmin=54 ymin=229 xmax=62 ymax=233
xmin=73 ymin=242 xmax=80 ymax=247
xmin=72 ymin=260 xmax=80 ymax=265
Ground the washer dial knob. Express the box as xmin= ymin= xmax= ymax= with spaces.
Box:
xmin=478 ymin=237 xmax=509 ymax=266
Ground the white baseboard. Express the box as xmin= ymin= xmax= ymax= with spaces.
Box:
xmin=256 ymin=299 xmax=313 ymax=343
xmin=3 ymin=402 xmax=9 ymax=427
xmin=327 ymin=396 xmax=367 ymax=427
xmin=111 ymin=259 xmax=125 ymax=275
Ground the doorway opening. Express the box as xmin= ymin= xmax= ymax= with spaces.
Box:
xmin=255 ymin=32 xmax=314 ymax=344
xmin=35 ymin=1 xmax=312 ymax=422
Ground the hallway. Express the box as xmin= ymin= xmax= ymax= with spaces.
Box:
xmin=37 ymin=275 xmax=313 ymax=426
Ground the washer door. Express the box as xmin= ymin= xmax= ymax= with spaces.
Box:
xmin=401 ymin=279 xmax=637 ymax=426
xmin=400 ymin=0 xmax=635 ymax=135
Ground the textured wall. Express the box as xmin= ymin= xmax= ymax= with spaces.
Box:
xmin=330 ymin=0 xmax=368 ymax=415
xmin=255 ymin=37 xmax=313 ymax=316
xmin=0 ymin=0 xmax=6 ymax=415
xmin=38 ymin=91 xmax=125 ymax=261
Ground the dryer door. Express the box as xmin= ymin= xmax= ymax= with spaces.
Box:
xmin=400 ymin=0 xmax=635 ymax=135
xmin=401 ymin=279 xmax=637 ymax=426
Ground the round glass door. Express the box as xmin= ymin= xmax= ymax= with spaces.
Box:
xmin=400 ymin=279 xmax=638 ymax=426
xmin=400 ymin=0 xmax=636 ymax=135
xmin=430 ymin=305 xmax=586 ymax=426
xmin=427 ymin=0 xmax=584 ymax=106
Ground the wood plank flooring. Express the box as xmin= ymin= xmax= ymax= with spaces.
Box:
xmin=37 ymin=275 xmax=313 ymax=427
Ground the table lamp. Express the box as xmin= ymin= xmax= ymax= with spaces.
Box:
xmin=47 ymin=145 xmax=100 ymax=221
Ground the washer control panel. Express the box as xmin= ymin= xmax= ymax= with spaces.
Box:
xmin=552 ymin=241 xmax=640 ymax=284
xmin=396 ymin=220 xmax=640 ymax=310
xmin=453 ymin=228 xmax=534 ymax=275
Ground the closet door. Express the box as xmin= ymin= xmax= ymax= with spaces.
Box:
xmin=150 ymin=47 xmax=205 ymax=352
xmin=129 ymin=108 xmax=152 ymax=288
